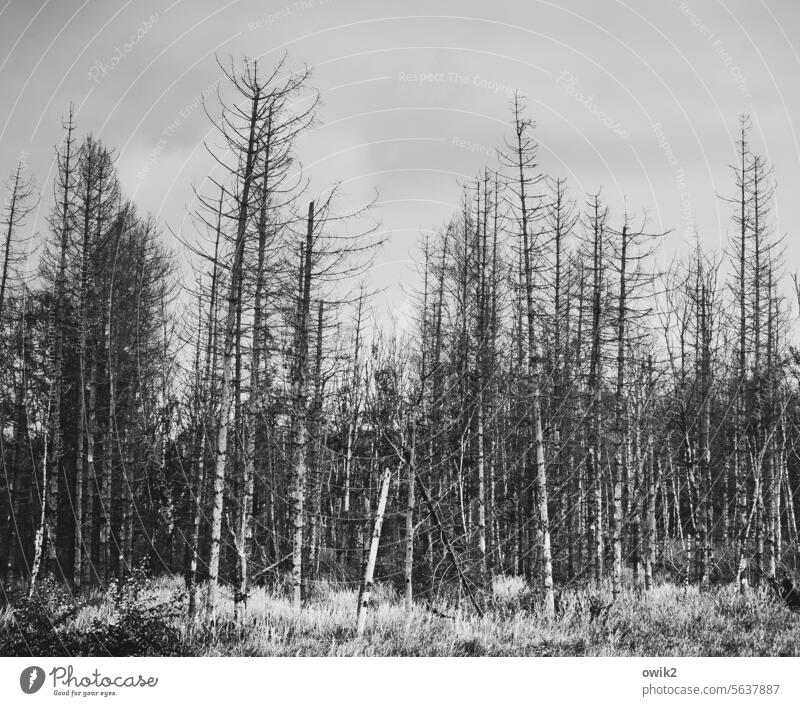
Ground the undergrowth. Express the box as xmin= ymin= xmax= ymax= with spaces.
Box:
xmin=0 ymin=566 xmax=187 ymax=657
xmin=2 ymin=572 xmax=799 ymax=657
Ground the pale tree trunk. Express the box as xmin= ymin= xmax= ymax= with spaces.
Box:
xmin=476 ymin=378 xmax=487 ymax=585
xmin=734 ymin=117 xmax=748 ymax=564
xmin=235 ymin=127 xmax=272 ymax=622
xmin=291 ymin=202 xmax=314 ymax=607
xmin=765 ymin=269 xmax=777 ymax=579
xmin=683 ymin=432 xmax=697 ymax=585
xmin=587 ymin=197 xmax=605 ymax=586
xmin=512 ymin=108 xmax=553 ymax=615
xmin=782 ymin=432 xmax=798 ymax=570
xmin=780 ymin=412 xmax=793 ymax=567
xmin=475 ymin=176 xmax=489 ymax=586
xmin=188 ymin=198 xmax=221 ymax=618
xmin=644 ymin=356 xmax=657 ymax=590
xmin=644 ymin=450 xmax=659 ymax=590
xmin=29 ymin=390 xmax=53 ymax=596
xmin=698 ymin=279 xmax=712 ymax=585
xmin=662 ymin=458 xmax=672 ymax=564
xmin=207 ymin=87 xmax=261 ymax=619
xmin=533 ymin=406 xmax=554 ymax=616
xmin=356 ymin=467 xmax=391 ymax=636
xmin=611 ymin=453 xmax=622 ymax=600
xmin=611 ymin=224 xmax=627 ymax=600
xmin=404 ymin=420 xmax=416 ymax=613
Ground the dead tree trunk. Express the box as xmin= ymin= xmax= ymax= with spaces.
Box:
xmin=46 ymin=108 xmax=78 ymax=581
xmin=356 ymin=467 xmax=391 ymax=636
xmin=207 ymin=82 xmax=261 ymax=618
xmin=188 ymin=204 xmax=221 ymax=618
xmin=404 ymin=420 xmax=416 ymax=613
xmin=291 ymin=202 xmax=314 ymax=607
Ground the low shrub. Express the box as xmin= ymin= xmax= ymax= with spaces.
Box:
xmin=0 ymin=573 xmax=189 ymax=657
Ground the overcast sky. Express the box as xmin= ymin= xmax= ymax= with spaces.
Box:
xmin=2 ymin=0 xmax=799 ymax=322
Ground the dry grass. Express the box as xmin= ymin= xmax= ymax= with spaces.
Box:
xmin=4 ymin=574 xmax=800 ymax=656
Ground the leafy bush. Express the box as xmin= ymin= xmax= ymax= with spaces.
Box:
xmin=0 ymin=578 xmax=83 ymax=656
xmin=78 ymin=576 xmax=188 ymax=656
xmin=0 ymin=572 xmax=190 ymax=657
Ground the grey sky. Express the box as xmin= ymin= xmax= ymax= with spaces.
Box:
xmin=2 ymin=0 xmax=799 ymax=322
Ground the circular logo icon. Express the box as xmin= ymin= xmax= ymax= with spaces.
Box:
xmin=20 ymin=666 xmax=45 ymax=695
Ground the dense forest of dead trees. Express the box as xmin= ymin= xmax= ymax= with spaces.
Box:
xmin=2 ymin=58 xmax=800 ymax=623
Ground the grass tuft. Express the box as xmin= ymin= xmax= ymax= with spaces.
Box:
xmin=2 ymin=574 xmax=799 ymax=656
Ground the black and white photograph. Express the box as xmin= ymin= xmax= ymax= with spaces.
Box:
xmin=1 ymin=0 xmax=800 ymax=700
